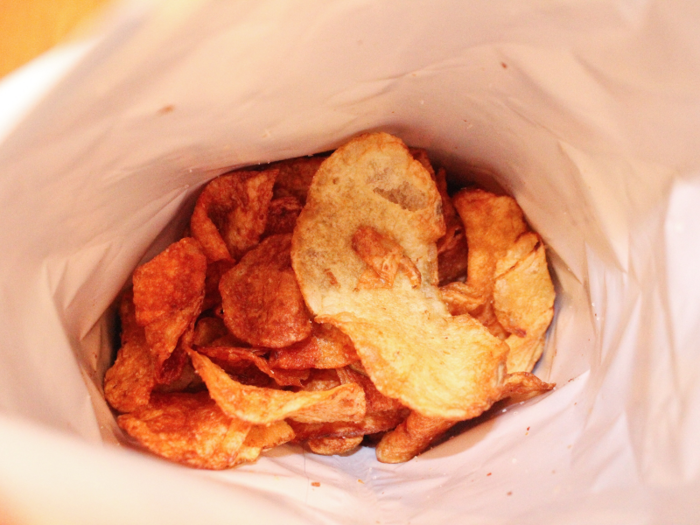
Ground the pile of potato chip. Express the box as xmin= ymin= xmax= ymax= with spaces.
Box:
xmin=104 ymin=132 xmax=556 ymax=469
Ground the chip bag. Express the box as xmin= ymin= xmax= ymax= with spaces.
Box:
xmin=0 ymin=0 xmax=699 ymax=524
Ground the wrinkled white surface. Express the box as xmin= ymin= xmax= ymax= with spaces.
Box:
xmin=0 ymin=0 xmax=699 ymax=523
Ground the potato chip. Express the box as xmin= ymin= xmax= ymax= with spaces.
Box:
xmin=307 ymin=435 xmax=363 ymax=456
xmin=132 ymin=237 xmax=207 ymax=374
xmin=408 ymin=147 xmax=435 ymax=178
xmin=439 ymin=281 xmax=510 ymax=340
xmin=289 ymin=409 xmax=406 ymax=442
xmin=293 ymin=133 xmax=513 ymax=420
xmin=432 ymin=168 xmax=470 ymax=284
xmin=190 ymin=169 xmax=277 ymax=261
xmin=264 ymin=196 xmax=303 ymax=236
xmin=292 ymin=132 xmax=445 ymax=314
xmin=493 ymin=236 xmax=554 ymax=337
xmin=117 ymin=391 xmax=252 ymax=470
xmin=196 ymin=345 xmax=309 ymax=387
xmin=270 ymin=156 xmax=326 ymax=203
xmin=493 ymin=236 xmax=555 ymax=372
xmin=289 ymin=365 xmax=407 ymax=442
xmin=188 ymin=350 xmax=366 ymax=424
xmin=268 ymin=322 xmax=359 ymax=370
xmin=220 ymin=234 xmax=312 ymax=348
xmin=451 ymin=188 xmax=528 ymax=309
xmin=104 ymin=291 xmax=157 ymax=413
xmin=320 ymin=310 xmax=510 ymax=420
xmin=300 ymin=368 xmax=342 ymax=391
xmin=376 ymin=372 xmax=553 ymax=463
xmin=235 ymin=420 xmax=295 ymax=464
xmin=375 ymin=411 xmax=455 ymax=464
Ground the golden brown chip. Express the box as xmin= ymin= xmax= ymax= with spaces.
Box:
xmin=236 ymin=420 xmax=295 ymax=464
xmin=117 ymin=391 xmax=251 ymax=470
xmin=452 ymin=188 xmax=528 ymax=309
xmin=375 ymin=371 xmax=553 ymax=463
xmin=493 ymin=236 xmax=554 ymax=337
xmin=190 ymin=169 xmax=277 ymax=261
xmin=307 ymin=435 xmax=363 ymax=456
xmin=188 ymin=350 xmax=365 ymax=424
xmin=336 ymin=366 xmax=404 ymax=414
xmin=499 ymin=371 xmax=554 ymax=398
xmin=439 ymin=281 xmax=509 ymax=340
xmin=321 ymin=311 xmax=509 ymax=420
xmin=289 ymin=365 xmax=406 ymax=442
xmin=104 ymin=291 xmax=157 ymax=413
xmin=268 ymin=323 xmax=359 ymax=370
xmin=409 ymin=147 xmax=435 ymax=178
xmin=301 ymin=368 xmax=342 ymax=391
xmin=196 ymin=345 xmax=309 ymax=387
xmin=375 ymin=411 xmax=455 ymax=464
xmin=264 ymin=196 xmax=303 ymax=236
xmin=270 ymin=156 xmax=326 ymax=203
xmin=220 ymin=234 xmax=312 ymax=348
xmin=132 ymin=237 xmax=207 ymax=374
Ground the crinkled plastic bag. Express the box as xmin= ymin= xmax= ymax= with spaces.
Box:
xmin=0 ymin=1 xmax=699 ymax=523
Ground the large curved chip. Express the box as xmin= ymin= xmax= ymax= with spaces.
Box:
xmin=132 ymin=237 xmax=207 ymax=371
xmin=117 ymin=391 xmax=252 ymax=470
xmin=219 ymin=234 xmax=312 ymax=348
xmin=190 ymin=169 xmax=277 ymax=261
xmin=292 ymin=132 xmax=511 ymax=420
xmin=188 ymin=350 xmax=365 ymax=424
xmin=292 ymin=132 xmax=445 ymax=314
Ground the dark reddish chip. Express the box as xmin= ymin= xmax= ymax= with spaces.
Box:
xmin=219 ymin=234 xmax=313 ymax=348
xmin=190 ymin=169 xmax=277 ymax=261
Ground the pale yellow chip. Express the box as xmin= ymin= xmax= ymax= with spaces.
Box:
xmin=188 ymin=349 xmax=365 ymax=424
xmin=292 ymin=132 xmax=511 ymax=420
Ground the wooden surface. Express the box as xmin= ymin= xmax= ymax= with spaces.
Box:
xmin=0 ymin=0 xmax=111 ymax=78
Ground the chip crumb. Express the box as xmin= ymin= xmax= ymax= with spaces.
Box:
xmin=357 ymin=479 xmax=364 ymax=484
xmin=487 ymin=472 xmax=492 ymax=476
xmin=311 ymin=481 xmax=321 ymax=487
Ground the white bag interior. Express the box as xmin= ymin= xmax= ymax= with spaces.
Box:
xmin=1 ymin=1 xmax=699 ymax=523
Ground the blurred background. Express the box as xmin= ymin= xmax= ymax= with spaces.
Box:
xmin=0 ymin=0 xmax=111 ymax=78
